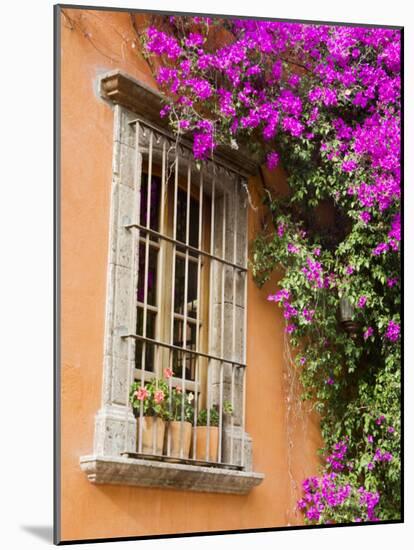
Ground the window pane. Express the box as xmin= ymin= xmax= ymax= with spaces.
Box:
xmin=187 ymin=261 xmax=198 ymax=320
xmin=175 ymin=189 xmax=186 ymax=244
xmin=139 ymin=173 xmax=161 ymax=234
xmin=174 ymin=256 xmax=185 ymax=315
xmin=135 ymin=308 xmax=156 ymax=372
xmin=137 ymin=243 xmax=158 ymax=306
xmin=188 ymin=191 xmax=200 ymax=249
xmin=174 ymin=256 xmax=198 ymax=319
xmin=173 ymin=318 xmax=197 ymax=381
xmin=176 ymin=188 xmax=199 ymax=252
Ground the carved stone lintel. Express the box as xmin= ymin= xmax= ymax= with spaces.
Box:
xmin=100 ymin=70 xmax=259 ymax=177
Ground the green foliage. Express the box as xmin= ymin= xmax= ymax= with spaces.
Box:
xmin=251 ymin=116 xmax=401 ymax=521
xmin=197 ymin=402 xmax=233 ymax=427
xmin=169 ymin=386 xmax=195 ymax=424
xmin=143 ymin=16 xmax=400 ymax=522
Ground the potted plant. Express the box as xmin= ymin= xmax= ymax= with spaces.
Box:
xmin=166 ymin=384 xmax=195 ymax=459
xmin=129 ymin=378 xmax=169 ymax=455
xmin=192 ymin=402 xmax=233 ymax=462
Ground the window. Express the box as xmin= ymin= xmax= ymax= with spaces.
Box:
xmin=124 ymin=120 xmax=248 ymax=466
xmin=134 ymin=173 xmax=207 ymax=387
xmin=80 ymin=71 xmax=264 ymax=494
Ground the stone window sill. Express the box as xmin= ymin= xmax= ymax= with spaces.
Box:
xmin=80 ymin=455 xmax=264 ymax=495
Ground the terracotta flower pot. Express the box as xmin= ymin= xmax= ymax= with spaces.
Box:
xmin=192 ymin=426 xmax=219 ymax=462
xmin=136 ymin=415 xmax=165 ymax=455
xmin=168 ymin=420 xmax=192 ymax=459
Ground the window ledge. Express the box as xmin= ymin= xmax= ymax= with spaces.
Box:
xmin=80 ymin=455 xmax=264 ymax=495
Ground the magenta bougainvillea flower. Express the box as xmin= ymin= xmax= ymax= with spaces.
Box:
xmin=145 ymin=17 xmax=401 ymax=524
xmin=385 ymin=320 xmax=400 ymax=342
xmin=357 ymin=296 xmax=367 ymax=308
xmin=363 ymin=327 xmax=374 ymax=340
xmin=266 ymin=151 xmax=280 ymax=170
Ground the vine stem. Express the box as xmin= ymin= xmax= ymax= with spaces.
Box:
xmin=282 ymin=327 xmax=309 ymax=524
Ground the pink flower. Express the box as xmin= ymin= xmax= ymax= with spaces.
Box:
xmin=154 ymin=390 xmax=165 ymax=404
xmin=184 ymin=33 xmax=204 ymax=48
xmin=363 ymin=327 xmax=374 ymax=340
xmin=373 ymin=242 xmax=389 ymax=256
xmin=357 ymin=296 xmax=367 ymax=308
xmin=360 ymin=211 xmax=371 ymax=224
xmin=303 ymin=308 xmax=315 ymax=322
xmin=268 ymin=289 xmax=290 ymax=302
xmin=179 ymin=119 xmax=190 ymax=130
xmin=282 ymin=117 xmax=304 ymax=137
xmin=287 ymin=243 xmax=300 ymax=254
xmin=160 ymin=105 xmax=171 ymax=118
xmin=135 ymin=387 xmax=149 ymax=401
xmin=385 ymin=320 xmax=400 ymax=342
xmin=373 ymin=448 xmax=393 ymax=463
xmin=164 ymin=367 xmax=173 ymax=379
xmin=285 ymin=324 xmax=296 ymax=334
xmin=266 ymin=151 xmax=279 ymax=170
xmin=326 ymin=377 xmax=334 ymax=385
xmin=283 ymin=302 xmax=298 ymax=319
xmin=342 ymin=159 xmax=357 ymax=172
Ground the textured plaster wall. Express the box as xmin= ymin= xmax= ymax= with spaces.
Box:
xmin=59 ymin=8 xmax=322 ymax=542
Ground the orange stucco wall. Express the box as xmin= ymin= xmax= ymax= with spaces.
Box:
xmin=59 ymin=7 xmax=322 ymax=542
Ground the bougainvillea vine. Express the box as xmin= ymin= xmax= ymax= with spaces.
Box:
xmin=141 ymin=15 xmax=401 ymax=524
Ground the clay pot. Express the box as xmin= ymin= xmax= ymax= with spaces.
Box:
xmin=136 ymin=416 xmax=165 ymax=455
xmin=192 ymin=426 xmax=219 ymax=462
xmin=168 ymin=421 xmax=192 ymax=459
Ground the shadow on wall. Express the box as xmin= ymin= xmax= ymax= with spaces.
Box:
xmin=20 ymin=525 xmax=53 ymax=543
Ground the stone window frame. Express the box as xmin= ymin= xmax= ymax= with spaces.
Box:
xmin=80 ymin=71 xmax=264 ymax=494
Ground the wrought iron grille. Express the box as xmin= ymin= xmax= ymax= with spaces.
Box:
xmin=121 ymin=118 xmax=248 ymax=470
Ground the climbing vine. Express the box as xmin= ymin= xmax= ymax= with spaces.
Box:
xmin=140 ymin=15 xmax=401 ymax=523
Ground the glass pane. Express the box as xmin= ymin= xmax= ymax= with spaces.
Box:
xmin=136 ymin=307 xmax=157 ymax=337
xmin=187 ymin=261 xmax=198 ymax=319
xmin=174 ymin=256 xmax=198 ymax=319
xmin=176 ymin=188 xmax=187 ymax=244
xmin=139 ymin=173 xmax=161 ymax=234
xmin=135 ymin=308 xmax=156 ymax=372
xmin=137 ymin=244 xmax=158 ymax=306
xmin=176 ymin=188 xmax=199 ymax=252
xmin=189 ymin=191 xmax=200 ymax=249
xmin=173 ymin=319 xmax=196 ymax=381
xmin=174 ymin=257 xmax=185 ymax=315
